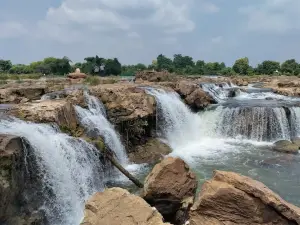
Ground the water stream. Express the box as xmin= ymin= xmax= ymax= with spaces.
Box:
xmin=0 ymin=118 xmax=104 ymax=225
xmin=147 ymin=87 xmax=300 ymax=206
xmin=75 ymin=92 xmax=128 ymax=165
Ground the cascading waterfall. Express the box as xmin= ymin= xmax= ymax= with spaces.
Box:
xmin=215 ymin=106 xmax=290 ymax=141
xmin=75 ymin=92 xmax=128 ymax=166
xmin=0 ymin=118 xmax=104 ymax=225
xmin=289 ymin=107 xmax=300 ymax=138
xmin=200 ymin=82 xmax=235 ymax=102
xmin=145 ymin=88 xmax=201 ymax=147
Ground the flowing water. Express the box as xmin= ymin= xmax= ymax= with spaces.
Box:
xmin=0 ymin=118 xmax=104 ymax=225
xmin=147 ymin=87 xmax=300 ymax=206
xmin=74 ymin=92 xmax=128 ymax=165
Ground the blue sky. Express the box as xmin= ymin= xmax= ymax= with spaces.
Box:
xmin=1 ymin=0 xmax=300 ymax=66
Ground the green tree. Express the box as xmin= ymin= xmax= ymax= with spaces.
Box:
xmin=0 ymin=60 xmax=12 ymax=72
xmin=281 ymin=59 xmax=299 ymax=75
xmin=173 ymin=54 xmax=194 ymax=70
xmin=9 ymin=64 xmax=33 ymax=74
xmin=256 ymin=60 xmax=280 ymax=75
xmin=233 ymin=57 xmax=250 ymax=75
xmin=105 ymin=58 xmax=122 ymax=75
xmin=157 ymin=54 xmax=174 ymax=72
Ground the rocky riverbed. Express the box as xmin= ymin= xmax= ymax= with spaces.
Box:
xmin=1 ymin=73 xmax=300 ymax=225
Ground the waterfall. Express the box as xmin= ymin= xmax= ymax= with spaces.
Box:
xmin=75 ymin=92 xmax=128 ymax=166
xmin=216 ymin=106 xmax=290 ymax=142
xmin=0 ymin=118 xmax=104 ymax=225
xmin=145 ymin=88 xmax=201 ymax=147
xmin=200 ymin=83 xmax=234 ymax=102
xmin=289 ymin=107 xmax=300 ymax=138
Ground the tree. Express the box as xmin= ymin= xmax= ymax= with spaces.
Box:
xmin=135 ymin=63 xmax=147 ymax=71
xmin=157 ymin=54 xmax=174 ymax=72
xmin=173 ymin=54 xmax=194 ymax=69
xmin=233 ymin=57 xmax=250 ymax=75
xmin=281 ymin=59 xmax=299 ymax=75
xmin=0 ymin=60 xmax=12 ymax=72
xmin=105 ymin=58 xmax=122 ymax=75
xmin=9 ymin=64 xmax=33 ymax=74
xmin=256 ymin=60 xmax=280 ymax=75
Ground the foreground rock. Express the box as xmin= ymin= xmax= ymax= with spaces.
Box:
xmin=190 ymin=170 xmax=300 ymax=225
xmin=128 ymin=138 xmax=172 ymax=164
xmin=80 ymin=187 xmax=170 ymax=225
xmin=9 ymin=99 xmax=79 ymax=132
xmin=273 ymin=140 xmax=299 ymax=154
xmin=143 ymin=157 xmax=197 ymax=224
xmin=0 ymin=134 xmax=44 ymax=225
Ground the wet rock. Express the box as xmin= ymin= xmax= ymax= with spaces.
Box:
xmin=80 ymin=187 xmax=170 ymax=225
xmin=291 ymin=137 xmax=300 ymax=147
xmin=143 ymin=157 xmax=197 ymax=224
xmin=189 ymin=170 xmax=300 ymax=225
xmin=273 ymin=140 xmax=299 ymax=154
xmin=0 ymin=134 xmax=45 ymax=225
xmin=90 ymin=84 xmax=157 ymax=148
xmin=175 ymin=81 xmax=215 ymax=110
xmin=9 ymin=99 xmax=78 ymax=131
xmin=128 ymin=138 xmax=172 ymax=164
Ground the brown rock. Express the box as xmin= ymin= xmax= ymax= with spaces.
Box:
xmin=0 ymin=134 xmax=44 ymax=225
xmin=0 ymin=86 xmax=47 ymax=103
xmin=175 ymin=81 xmax=197 ymax=97
xmin=80 ymin=187 xmax=170 ymax=225
xmin=143 ymin=157 xmax=197 ymax=224
xmin=273 ymin=140 xmax=299 ymax=154
xmin=175 ymin=81 xmax=215 ymax=110
xmin=189 ymin=170 xmax=300 ymax=225
xmin=90 ymin=84 xmax=157 ymax=148
xmin=9 ymin=99 xmax=78 ymax=130
xmin=129 ymin=138 xmax=172 ymax=164
xmin=136 ymin=70 xmax=177 ymax=82
xmin=90 ymin=84 xmax=156 ymax=123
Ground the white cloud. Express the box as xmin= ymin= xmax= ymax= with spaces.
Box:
xmin=0 ymin=21 xmax=27 ymax=39
xmin=239 ymin=0 xmax=300 ymax=33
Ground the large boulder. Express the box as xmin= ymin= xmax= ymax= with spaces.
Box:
xmin=128 ymin=138 xmax=172 ymax=164
xmin=80 ymin=187 xmax=170 ymax=225
xmin=9 ymin=99 xmax=78 ymax=131
xmin=0 ymin=134 xmax=45 ymax=225
xmin=273 ymin=140 xmax=299 ymax=154
xmin=189 ymin=170 xmax=300 ymax=225
xmin=175 ymin=81 xmax=215 ymax=110
xmin=90 ymin=84 xmax=156 ymax=147
xmin=143 ymin=157 xmax=197 ymax=224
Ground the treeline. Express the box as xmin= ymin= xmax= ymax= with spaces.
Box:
xmin=1 ymin=54 xmax=300 ymax=76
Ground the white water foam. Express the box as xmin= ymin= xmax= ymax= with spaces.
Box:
xmin=0 ymin=118 xmax=104 ymax=225
xmin=146 ymin=88 xmax=282 ymax=164
xmin=75 ymin=92 xmax=128 ymax=165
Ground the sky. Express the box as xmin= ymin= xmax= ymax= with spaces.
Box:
xmin=1 ymin=0 xmax=300 ymax=66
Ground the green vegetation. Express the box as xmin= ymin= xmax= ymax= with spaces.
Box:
xmin=1 ymin=54 xmax=300 ymax=77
